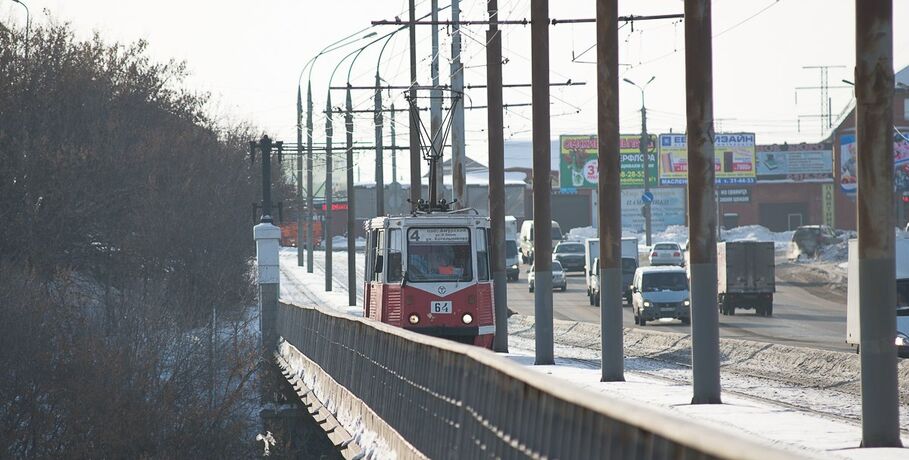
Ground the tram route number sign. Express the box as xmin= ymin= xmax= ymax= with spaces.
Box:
xmin=408 ymin=228 xmax=470 ymax=243
xmin=430 ymin=301 xmax=453 ymax=314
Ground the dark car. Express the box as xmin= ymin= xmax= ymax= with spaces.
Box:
xmin=787 ymin=225 xmax=839 ymax=261
xmin=553 ymin=241 xmax=586 ymax=272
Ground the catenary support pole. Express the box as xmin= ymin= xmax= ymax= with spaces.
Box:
xmin=596 ymin=0 xmax=624 ymax=382
xmin=531 ymin=0 xmax=553 ymax=365
xmin=325 ymin=99 xmax=334 ymax=291
xmin=486 ymin=0 xmax=508 ymax=352
xmin=375 ymin=73 xmax=385 ymax=216
xmin=430 ymin=0 xmax=444 ymax=197
xmin=346 ymin=90 xmax=356 ymax=307
xmin=641 ymin=100 xmax=652 ymax=246
xmin=296 ymin=88 xmax=305 ymax=266
xmin=306 ymin=83 xmax=315 ymax=273
xmin=451 ymin=0 xmax=466 ymax=208
xmin=391 ymin=102 xmax=398 ymax=183
xmin=684 ymin=0 xmax=721 ymax=404
xmin=409 ymin=0 xmax=422 ymax=209
xmin=855 ymin=0 xmax=901 ymax=447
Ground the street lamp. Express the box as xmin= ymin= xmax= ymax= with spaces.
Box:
xmin=11 ymin=0 xmax=29 ymax=66
xmin=623 ymin=76 xmax=656 ymax=246
xmin=295 ymin=29 xmax=376 ymax=272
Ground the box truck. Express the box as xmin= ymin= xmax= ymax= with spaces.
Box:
xmin=585 ymin=237 xmax=639 ymax=305
xmin=846 ymin=238 xmax=909 ymax=356
xmin=717 ymin=241 xmax=776 ymax=316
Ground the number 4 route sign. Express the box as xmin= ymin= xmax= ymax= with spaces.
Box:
xmin=642 ymin=191 xmax=654 ymax=204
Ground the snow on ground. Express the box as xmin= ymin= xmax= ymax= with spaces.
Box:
xmin=276 ymin=245 xmax=909 ymax=458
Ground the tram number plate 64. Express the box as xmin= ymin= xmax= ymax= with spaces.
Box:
xmin=430 ymin=301 xmax=453 ymax=314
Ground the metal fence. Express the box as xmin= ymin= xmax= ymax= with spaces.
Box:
xmin=276 ymin=301 xmax=803 ymax=460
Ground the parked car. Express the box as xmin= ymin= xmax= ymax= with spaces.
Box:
xmin=649 ymin=242 xmax=684 ymax=266
xmin=506 ymin=239 xmax=520 ymax=281
xmin=787 ymin=225 xmax=839 ymax=261
xmin=553 ymin=241 xmax=586 ymax=272
xmin=631 ymin=266 xmax=691 ymax=326
xmin=528 ymin=260 xmax=567 ymax=292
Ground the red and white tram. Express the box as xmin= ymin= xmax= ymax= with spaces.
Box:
xmin=363 ymin=212 xmax=495 ymax=349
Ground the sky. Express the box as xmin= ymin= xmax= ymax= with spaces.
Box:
xmin=4 ymin=0 xmax=909 ymax=183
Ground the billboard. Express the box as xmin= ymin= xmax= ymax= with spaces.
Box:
xmin=658 ymin=133 xmax=757 ymax=185
xmin=559 ymin=134 xmax=658 ymax=189
xmin=839 ymin=132 xmax=909 ymax=198
xmin=621 ymin=187 xmax=686 ymax=232
xmin=756 ymin=143 xmax=833 ymax=182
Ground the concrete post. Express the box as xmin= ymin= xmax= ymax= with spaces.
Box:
xmin=374 ymin=73 xmax=385 ymax=216
xmin=296 ymin=88 xmax=305 ymax=266
xmin=451 ymin=0 xmax=466 ymax=208
xmin=531 ymin=0 xmax=553 ymax=365
xmin=409 ymin=0 xmax=422 ymax=209
xmin=346 ymin=90 xmax=357 ymax=307
xmin=306 ymin=83 xmax=315 ymax=273
xmin=325 ymin=98 xmax=334 ymax=292
xmin=486 ymin=0 xmax=508 ymax=352
xmin=254 ymin=222 xmax=281 ymax=403
xmin=596 ymin=0 xmax=624 ymax=382
xmin=855 ymin=0 xmax=901 ymax=447
xmin=430 ymin=0 xmax=444 ymax=196
xmin=684 ymin=0 xmax=721 ymax=404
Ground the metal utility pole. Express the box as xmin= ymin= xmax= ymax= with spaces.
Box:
xmin=430 ymin=0 xmax=444 ymax=196
xmin=531 ymin=0 xmax=553 ymax=365
xmin=306 ymin=83 xmax=315 ymax=273
xmin=409 ymin=0 xmax=422 ymax=208
xmin=596 ymin=0 xmax=624 ymax=382
xmin=486 ymin=0 xmax=508 ymax=352
xmin=451 ymin=0 xmax=466 ymax=208
xmin=296 ymin=88 xmax=305 ymax=266
xmin=325 ymin=97 xmax=334 ymax=291
xmin=345 ymin=89 xmax=356 ymax=307
xmin=391 ymin=102 xmax=398 ymax=182
xmin=250 ymin=135 xmax=282 ymax=224
xmin=855 ymin=0 xmax=901 ymax=447
xmin=623 ymin=76 xmax=655 ymax=246
xmin=375 ymin=73 xmax=385 ymax=216
xmin=685 ymin=0 xmax=721 ymax=404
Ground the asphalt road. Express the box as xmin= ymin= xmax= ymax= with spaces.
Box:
xmin=505 ymin=259 xmax=852 ymax=353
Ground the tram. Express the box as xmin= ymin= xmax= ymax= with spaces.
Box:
xmin=363 ymin=207 xmax=495 ymax=349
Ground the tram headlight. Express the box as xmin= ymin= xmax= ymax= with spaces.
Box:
xmin=408 ymin=313 xmax=420 ymax=325
xmin=461 ymin=313 xmax=474 ymax=324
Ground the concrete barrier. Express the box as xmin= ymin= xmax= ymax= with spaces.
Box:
xmin=277 ymin=301 xmax=804 ymax=459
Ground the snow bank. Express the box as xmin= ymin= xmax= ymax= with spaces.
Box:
xmin=330 ymin=236 xmax=367 ymax=250
xmin=566 ymin=226 xmax=598 ymax=241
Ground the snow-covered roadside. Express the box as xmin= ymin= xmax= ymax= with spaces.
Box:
xmin=278 ymin=248 xmax=364 ymax=317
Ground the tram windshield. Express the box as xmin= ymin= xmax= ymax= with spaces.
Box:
xmin=406 ymin=227 xmax=473 ymax=282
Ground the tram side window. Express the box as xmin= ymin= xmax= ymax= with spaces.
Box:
xmin=387 ymin=229 xmax=403 ymax=282
xmin=373 ymin=229 xmax=386 ymax=282
xmin=477 ymin=228 xmax=490 ymax=282
xmin=366 ymin=230 xmax=377 ymax=281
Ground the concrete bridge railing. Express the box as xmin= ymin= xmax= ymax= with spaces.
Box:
xmin=276 ymin=301 xmax=803 ymax=460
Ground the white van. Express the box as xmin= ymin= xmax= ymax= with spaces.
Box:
xmin=505 ymin=216 xmax=520 ymax=281
xmin=519 ymin=220 xmax=563 ymax=264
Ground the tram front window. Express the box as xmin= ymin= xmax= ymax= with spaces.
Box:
xmin=407 ymin=228 xmax=473 ymax=282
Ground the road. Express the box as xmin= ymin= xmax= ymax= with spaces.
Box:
xmin=506 ymin=259 xmax=851 ymax=353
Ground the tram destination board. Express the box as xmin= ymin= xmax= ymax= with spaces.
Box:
xmin=408 ymin=228 xmax=470 ymax=243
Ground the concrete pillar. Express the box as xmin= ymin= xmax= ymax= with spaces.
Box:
xmin=255 ymin=222 xmax=281 ymax=403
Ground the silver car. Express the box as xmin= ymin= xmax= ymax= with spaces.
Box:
xmin=528 ymin=260 xmax=567 ymax=292
xmin=649 ymin=242 xmax=684 ymax=266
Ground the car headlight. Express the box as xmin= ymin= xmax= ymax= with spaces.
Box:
xmin=684 ymin=299 xmax=690 ymax=307
xmin=643 ymin=301 xmax=651 ymax=307
xmin=896 ymin=333 xmax=909 ymax=347
xmin=511 ymin=264 xmax=519 ymax=269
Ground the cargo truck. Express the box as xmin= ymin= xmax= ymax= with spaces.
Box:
xmin=846 ymin=238 xmax=909 ymax=356
xmin=717 ymin=241 xmax=775 ymax=316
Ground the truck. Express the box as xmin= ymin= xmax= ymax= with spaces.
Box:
xmin=585 ymin=237 xmax=639 ymax=305
xmin=846 ymin=238 xmax=909 ymax=356
xmin=717 ymin=241 xmax=775 ymax=316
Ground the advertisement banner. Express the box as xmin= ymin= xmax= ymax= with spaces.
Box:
xmin=621 ymin=187 xmax=686 ymax=232
xmin=559 ymin=134 xmax=657 ymax=189
xmin=658 ymin=133 xmax=757 ymax=185
xmin=756 ymin=143 xmax=833 ymax=182
xmin=839 ymin=132 xmax=909 ymax=198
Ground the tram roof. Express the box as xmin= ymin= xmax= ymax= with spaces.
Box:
xmin=365 ymin=213 xmax=489 ymax=231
